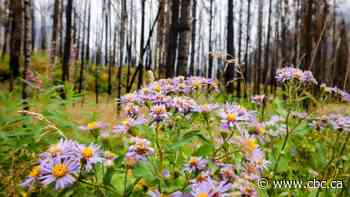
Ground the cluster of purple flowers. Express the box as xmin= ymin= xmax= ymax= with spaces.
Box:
xmin=321 ymin=83 xmax=350 ymax=102
xmin=275 ymin=67 xmax=317 ymax=85
xmin=21 ymin=139 xmax=103 ymax=190
xmin=125 ymin=137 xmax=155 ymax=166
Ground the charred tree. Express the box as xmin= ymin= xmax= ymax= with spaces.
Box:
xmin=225 ymin=0 xmax=235 ymax=94
xmin=22 ymin=0 xmax=31 ymax=110
xmin=166 ymin=0 xmax=180 ymax=78
xmin=177 ymin=0 xmax=192 ymax=76
xmin=9 ymin=0 xmax=23 ymax=91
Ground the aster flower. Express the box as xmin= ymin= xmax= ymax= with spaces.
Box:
xmin=113 ymin=117 xmax=146 ymax=134
xmin=300 ymin=71 xmax=317 ymax=85
xmin=239 ymin=180 xmax=258 ymax=197
xmin=191 ymin=179 xmax=232 ymax=197
xmin=78 ymin=143 xmax=103 ymax=171
xmin=171 ymin=96 xmax=198 ymax=114
xmin=251 ymin=122 xmax=266 ymax=135
xmin=124 ymin=103 xmax=140 ymax=118
xmin=328 ymin=114 xmax=350 ymax=132
xmin=233 ymin=135 xmax=258 ymax=156
xmin=150 ymin=104 xmax=169 ymax=122
xmin=39 ymin=139 xmax=80 ymax=160
xmin=126 ymin=137 xmax=154 ymax=163
xmin=219 ymin=104 xmax=252 ymax=130
xmin=184 ymin=157 xmax=208 ymax=173
xmin=218 ymin=164 xmax=237 ymax=182
xmin=39 ymin=156 xmax=80 ymax=190
xmin=241 ymin=162 xmax=260 ymax=181
xmin=21 ymin=165 xmax=41 ymax=188
xmin=246 ymin=148 xmax=269 ymax=170
xmin=193 ymin=103 xmax=219 ymax=113
xmin=79 ymin=121 xmax=108 ymax=131
xmin=275 ymin=67 xmax=317 ymax=85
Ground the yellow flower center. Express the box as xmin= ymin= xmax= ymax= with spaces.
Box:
xmin=154 ymin=85 xmax=161 ymax=92
xmin=257 ymin=127 xmax=265 ymax=134
xmin=189 ymin=158 xmax=198 ymax=167
xmin=197 ymin=192 xmax=209 ymax=197
xmin=29 ymin=166 xmax=40 ymax=177
xmin=227 ymin=114 xmax=237 ymax=122
xmin=247 ymin=139 xmax=257 ymax=152
xmin=82 ymin=147 xmax=94 ymax=159
xmin=123 ymin=119 xmax=130 ymax=126
xmin=87 ymin=122 xmax=97 ymax=129
xmin=52 ymin=164 xmax=68 ymax=177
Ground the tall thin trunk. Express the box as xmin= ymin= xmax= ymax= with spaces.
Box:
xmin=208 ymin=0 xmax=213 ymax=78
xmin=117 ymin=0 xmax=127 ymax=111
xmin=61 ymin=0 xmax=73 ymax=86
xmin=255 ymin=0 xmax=263 ymax=94
xmin=243 ymin=0 xmax=251 ymax=98
xmin=166 ymin=0 xmax=180 ymax=78
xmin=263 ymin=0 xmax=272 ymax=93
xmin=22 ymin=0 xmax=31 ymax=110
xmin=189 ymin=0 xmax=197 ymax=76
xmin=49 ymin=0 xmax=60 ymax=81
xmin=78 ymin=0 xmax=88 ymax=94
xmin=225 ymin=0 xmax=235 ymax=93
xmin=137 ymin=0 xmax=146 ymax=89
xmin=177 ymin=0 xmax=192 ymax=76
xmin=9 ymin=0 xmax=23 ymax=91
xmin=237 ymin=0 xmax=243 ymax=97
xmin=1 ymin=0 xmax=10 ymax=59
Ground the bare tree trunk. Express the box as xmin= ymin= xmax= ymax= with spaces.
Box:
xmin=117 ymin=0 xmax=127 ymax=111
xmin=334 ymin=20 xmax=349 ymax=90
xmin=78 ymin=0 xmax=88 ymax=94
xmin=9 ymin=0 xmax=23 ymax=91
xmin=189 ymin=0 xmax=197 ymax=76
xmin=157 ymin=0 xmax=167 ymax=78
xmin=49 ymin=0 xmax=60 ymax=81
xmin=225 ymin=0 xmax=235 ymax=94
xmin=177 ymin=0 xmax=192 ymax=76
xmin=243 ymin=0 xmax=251 ymax=98
xmin=61 ymin=0 xmax=74 ymax=97
xmin=1 ymin=0 xmax=10 ymax=59
xmin=137 ymin=0 xmax=146 ymax=89
xmin=237 ymin=0 xmax=243 ymax=97
xmin=208 ymin=0 xmax=213 ymax=78
xmin=263 ymin=0 xmax=272 ymax=94
xmin=301 ymin=0 xmax=313 ymax=70
xmin=255 ymin=0 xmax=263 ymax=94
xmin=166 ymin=0 xmax=180 ymax=78
xmin=22 ymin=0 xmax=31 ymax=110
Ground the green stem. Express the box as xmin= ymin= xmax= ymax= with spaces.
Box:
xmin=155 ymin=123 xmax=164 ymax=174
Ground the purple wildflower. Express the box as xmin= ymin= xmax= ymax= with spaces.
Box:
xmin=220 ymin=104 xmax=251 ymax=130
xmin=184 ymin=157 xmax=208 ymax=173
xmin=78 ymin=143 xmax=103 ymax=171
xmin=21 ymin=165 xmax=41 ymax=188
xmin=126 ymin=137 xmax=154 ymax=165
xmin=150 ymin=104 xmax=169 ymax=122
xmin=191 ymin=179 xmax=232 ymax=197
xmin=39 ymin=156 xmax=80 ymax=190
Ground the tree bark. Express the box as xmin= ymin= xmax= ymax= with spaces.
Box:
xmin=9 ymin=0 xmax=23 ymax=91
xmin=225 ymin=0 xmax=235 ymax=94
xmin=177 ymin=0 xmax=192 ymax=76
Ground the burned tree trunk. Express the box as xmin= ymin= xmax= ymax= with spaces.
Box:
xmin=9 ymin=0 xmax=23 ymax=91
xmin=177 ymin=0 xmax=192 ymax=76
xmin=166 ymin=0 xmax=180 ymax=78
xmin=22 ymin=0 xmax=31 ymax=110
xmin=225 ymin=0 xmax=235 ymax=94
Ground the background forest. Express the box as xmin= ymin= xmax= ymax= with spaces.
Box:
xmin=1 ymin=0 xmax=350 ymax=196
